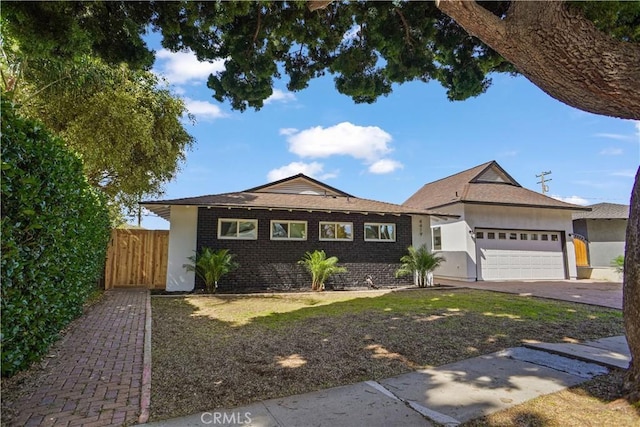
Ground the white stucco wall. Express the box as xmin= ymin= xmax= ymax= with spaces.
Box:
xmin=430 ymin=206 xmax=476 ymax=281
xmin=166 ymin=206 xmax=198 ymax=291
xmin=410 ymin=215 xmax=432 ymax=250
xmin=429 ymin=203 xmax=579 ymax=281
xmin=466 ymin=204 xmax=578 ymax=280
xmin=585 ymin=219 xmax=626 ymax=267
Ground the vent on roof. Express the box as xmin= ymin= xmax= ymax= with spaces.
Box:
xmin=476 ymin=167 xmax=509 ymax=183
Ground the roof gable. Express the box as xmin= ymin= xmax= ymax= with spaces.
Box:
xmin=404 ymin=160 xmax=588 ymax=211
xmin=244 ymin=174 xmax=352 ymax=197
xmin=470 ymin=162 xmax=520 ymax=186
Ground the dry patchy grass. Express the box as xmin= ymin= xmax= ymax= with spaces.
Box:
xmin=463 ymin=370 xmax=639 ymax=427
xmin=150 ymin=288 xmax=626 ymax=422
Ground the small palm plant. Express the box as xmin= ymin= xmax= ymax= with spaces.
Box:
xmin=611 ymin=255 xmax=624 ymax=274
xmin=395 ymin=245 xmax=445 ymax=288
xmin=298 ymin=250 xmax=347 ymax=291
xmin=183 ymin=247 xmax=239 ymax=293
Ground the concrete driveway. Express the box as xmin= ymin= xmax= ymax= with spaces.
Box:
xmin=440 ymin=279 xmax=623 ymax=309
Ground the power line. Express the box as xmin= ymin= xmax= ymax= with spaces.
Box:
xmin=536 ymin=170 xmax=552 ymax=194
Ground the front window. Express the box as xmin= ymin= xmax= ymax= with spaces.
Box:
xmin=320 ymin=222 xmax=353 ymax=241
xmin=365 ymin=223 xmax=396 ymax=242
xmin=218 ymin=219 xmax=257 ymax=239
xmin=271 ymin=220 xmax=307 ymax=240
xmin=432 ymin=226 xmax=442 ymax=250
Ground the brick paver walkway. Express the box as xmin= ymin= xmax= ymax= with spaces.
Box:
xmin=3 ymin=289 xmax=148 ymax=427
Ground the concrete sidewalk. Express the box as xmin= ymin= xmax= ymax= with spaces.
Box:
xmin=144 ymin=336 xmax=630 ymax=427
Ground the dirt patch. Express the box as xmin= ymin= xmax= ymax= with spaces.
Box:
xmin=150 ymin=288 xmax=626 ymax=421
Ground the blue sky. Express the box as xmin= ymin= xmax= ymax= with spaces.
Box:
xmin=131 ymin=40 xmax=640 ymax=230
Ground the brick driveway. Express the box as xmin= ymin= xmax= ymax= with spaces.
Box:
xmin=441 ymin=279 xmax=623 ymax=309
xmin=2 ymin=289 xmax=149 ymax=427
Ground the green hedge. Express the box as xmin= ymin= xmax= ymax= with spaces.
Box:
xmin=1 ymin=97 xmax=111 ymax=376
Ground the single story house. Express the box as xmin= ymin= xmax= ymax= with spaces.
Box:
xmin=403 ymin=161 xmax=590 ymax=281
xmin=142 ymin=174 xmax=452 ymax=292
xmin=572 ymin=203 xmax=628 ymax=281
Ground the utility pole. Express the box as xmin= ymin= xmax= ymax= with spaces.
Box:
xmin=536 ymin=171 xmax=552 ymax=194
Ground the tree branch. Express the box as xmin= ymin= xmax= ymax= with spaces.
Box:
xmin=436 ymin=0 xmax=640 ymax=120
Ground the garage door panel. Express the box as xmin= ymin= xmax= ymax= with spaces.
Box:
xmin=477 ymin=229 xmax=565 ymax=280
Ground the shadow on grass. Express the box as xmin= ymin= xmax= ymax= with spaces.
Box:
xmin=149 ymin=288 xmax=625 ymax=422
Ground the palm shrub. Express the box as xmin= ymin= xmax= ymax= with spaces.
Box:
xmin=611 ymin=255 xmax=624 ymax=274
xmin=395 ymin=245 xmax=446 ymax=287
xmin=298 ymin=250 xmax=347 ymax=291
xmin=183 ymin=248 xmax=239 ymax=293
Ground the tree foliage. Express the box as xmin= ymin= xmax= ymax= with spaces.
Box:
xmin=1 ymin=97 xmax=111 ymax=376
xmin=3 ymin=0 xmax=639 ymax=399
xmin=0 ymin=39 xmax=195 ymax=214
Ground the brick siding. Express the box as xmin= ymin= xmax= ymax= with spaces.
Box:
xmin=196 ymin=208 xmax=413 ymax=291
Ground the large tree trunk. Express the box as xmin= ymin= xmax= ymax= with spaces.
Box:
xmin=623 ymin=168 xmax=640 ymax=402
xmin=435 ymin=0 xmax=640 ymax=121
xmin=435 ymin=0 xmax=640 ymax=402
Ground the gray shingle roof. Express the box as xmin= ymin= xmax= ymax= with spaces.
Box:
xmin=404 ymin=161 xmax=590 ymax=211
xmin=141 ymin=174 xmax=455 ymax=221
xmin=572 ymin=203 xmax=629 ymax=219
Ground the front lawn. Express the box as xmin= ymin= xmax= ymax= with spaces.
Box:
xmin=150 ymin=288 xmax=624 ymax=421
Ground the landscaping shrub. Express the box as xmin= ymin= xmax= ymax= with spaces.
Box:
xmin=1 ymin=97 xmax=111 ymax=376
xmin=298 ymin=250 xmax=347 ymax=291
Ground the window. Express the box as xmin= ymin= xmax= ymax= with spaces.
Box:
xmin=520 ymin=233 xmax=528 ymax=240
xmin=218 ymin=219 xmax=257 ymax=240
xmin=509 ymin=233 xmax=517 ymax=240
xmin=498 ymin=232 xmax=507 ymax=240
xmin=487 ymin=232 xmax=495 ymax=240
xmin=531 ymin=234 xmax=538 ymax=240
xmin=365 ymin=223 xmax=396 ymax=242
xmin=319 ymin=222 xmax=353 ymax=241
xmin=271 ymin=220 xmax=307 ymax=240
xmin=476 ymin=231 xmax=484 ymax=239
xmin=541 ymin=234 xmax=549 ymax=241
xmin=551 ymin=234 xmax=559 ymax=241
xmin=432 ymin=226 xmax=442 ymax=250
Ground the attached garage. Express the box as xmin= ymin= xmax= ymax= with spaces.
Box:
xmin=475 ymin=229 xmax=566 ymax=280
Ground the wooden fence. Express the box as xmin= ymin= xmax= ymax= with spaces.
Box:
xmin=573 ymin=235 xmax=590 ymax=267
xmin=104 ymin=229 xmax=169 ymax=289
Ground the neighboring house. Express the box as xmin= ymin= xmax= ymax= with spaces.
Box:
xmin=403 ymin=161 xmax=590 ymax=281
xmin=572 ymin=203 xmax=628 ymax=281
xmin=142 ymin=174 xmax=451 ymax=292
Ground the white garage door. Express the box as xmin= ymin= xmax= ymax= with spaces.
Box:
xmin=476 ymin=229 xmax=565 ymax=280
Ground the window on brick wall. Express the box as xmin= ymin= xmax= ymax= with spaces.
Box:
xmin=364 ymin=223 xmax=396 ymax=242
xmin=218 ymin=219 xmax=258 ymax=239
xmin=319 ymin=222 xmax=353 ymax=241
xmin=271 ymin=220 xmax=307 ymax=240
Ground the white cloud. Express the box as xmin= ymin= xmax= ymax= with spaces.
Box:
xmin=368 ymin=159 xmax=404 ymax=174
xmin=599 ymin=147 xmax=623 ymax=155
xmin=611 ymin=170 xmax=637 ymax=178
xmin=635 ymin=120 xmax=640 ymax=138
xmin=155 ymin=49 xmax=225 ymax=85
xmin=551 ymin=195 xmax=589 ymax=205
xmin=284 ymin=122 xmax=393 ymax=162
xmin=279 ymin=127 xmax=298 ymax=136
xmin=593 ymin=132 xmax=632 ymax=141
xmin=184 ymin=98 xmax=228 ymax=121
xmin=264 ymin=89 xmax=296 ymax=105
xmin=267 ymin=162 xmax=337 ymax=182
